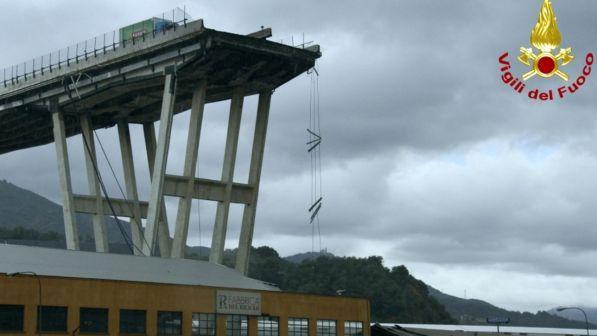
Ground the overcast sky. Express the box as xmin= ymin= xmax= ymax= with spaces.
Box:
xmin=2 ymin=0 xmax=597 ymax=314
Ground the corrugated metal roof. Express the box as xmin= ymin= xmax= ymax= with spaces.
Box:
xmin=0 ymin=244 xmax=279 ymax=291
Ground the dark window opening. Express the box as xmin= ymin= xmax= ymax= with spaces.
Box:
xmin=158 ymin=311 xmax=182 ymax=336
xmin=0 ymin=305 xmax=24 ymax=332
xmin=39 ymin=306 xmax=68 ymax=332
xmin=120 ymin=309 xmax=146 ymax=334
xmin=80 ymin=307 xmax=108 ymax=333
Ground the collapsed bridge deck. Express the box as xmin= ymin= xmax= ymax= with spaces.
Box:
xmin=0 ymin=19 xmax=320 ymax=155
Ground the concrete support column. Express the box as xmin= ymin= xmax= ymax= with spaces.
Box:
xmin=235 ymin=91 xmax=272 ymax=274
xmin=143 ymin=123 xmax=172 ymax=257
xmin=209 ymin=87 xmax=244 ymax=264
xmin=117 ymin=120 xmax=144 ymax=255
xmin=171 ymin=80 xmax=207 ymax=258
xmin=80 ymin=113 xmax=109 ymax=252
xmin=142 ymin=70 xmax=177 ymax=256
xmin=51 ymin=100 xmax=79 ymax=250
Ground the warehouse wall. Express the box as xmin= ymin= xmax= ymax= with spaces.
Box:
xmin=0 ymin=274 xmax=370 ymax=336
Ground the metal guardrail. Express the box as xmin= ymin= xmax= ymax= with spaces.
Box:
xmin=277 ymin=33 xmax=315 ymax=49
xmin=1 ymin=7 xmax=191 ymax=88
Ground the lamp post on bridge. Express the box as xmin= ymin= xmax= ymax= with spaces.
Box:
xmin=557 ymin=306 xmax=590 ymax=336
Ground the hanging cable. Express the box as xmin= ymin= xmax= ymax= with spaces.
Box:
xmin=307 ymin=68 xmax=315 ymax=254
xmin=80 ymin=124 xmax=139 ymax=255
xmin=197 ymin=198 xmax=202 ymax=259
xmin=316 ymin=71 xmax=323 ymax=253
xmin=306 ymin=65 xmax=323 ymax=253
xmin=69 ymin=79 xmax=144 ymax=255
xmin=196 ymin=160 xmax=202 ymax=260
xmin=93 ymin=128 xmax=153 ymax=254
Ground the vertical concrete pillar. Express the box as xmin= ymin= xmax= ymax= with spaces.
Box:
xmin=51 ymin=100 xmax=79 ymax=250
xmin=171 ymin=80 xmax=207 ymax=258
xmin=143 ymin=122 xmax=172 ymax=257
xmin=80 ymin=113 xmax=109 ymax=252
xmin=117 ymin=120 xmax=144 ymax=255
xmin=142 ymin=69 xmax=177 ymax=256
xmin=235 ymin=91 xmax=272 ymax=274
xmin=209 ymin=87 xmax=244 ymax=264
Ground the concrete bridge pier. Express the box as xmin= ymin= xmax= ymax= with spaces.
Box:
xmin=80 ymin=113 xmax=109 ymax=253
xmin=51 ymin=99 xmax=79 ymax=250
xmin=171 ymin=81 xmax=207 ymax=259
xmin=142 ymin=122 xmax=172 ymax=257
xmin=236 ymin=90 xmax=272 ymax=274
xmin=142 ymin=68 xmax=177 ymax=256
xmin=117 ymin=119 xmax=144 ymax=255
xmin=209 ymin=87 xmax=245 ymax=264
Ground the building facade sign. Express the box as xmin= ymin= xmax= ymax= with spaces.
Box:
xmin=216 ymin=290 xmax=262 ymax=316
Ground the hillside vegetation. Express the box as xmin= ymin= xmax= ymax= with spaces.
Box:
xmin=429 ymin=287 xmax=596 ymax=328
xmin=242 ymin=246 xmax=455 ymax=323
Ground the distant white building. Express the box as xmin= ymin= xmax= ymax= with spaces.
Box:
xmin=373 ymin=324 xmax=594 ymax=336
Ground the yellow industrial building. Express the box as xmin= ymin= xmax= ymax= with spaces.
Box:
xmin=0 ymin=245 xmax=369 ymax=336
